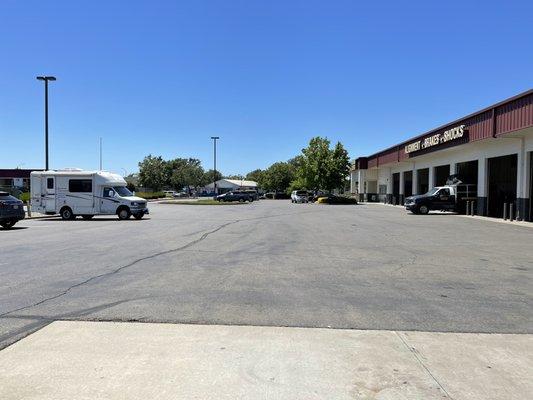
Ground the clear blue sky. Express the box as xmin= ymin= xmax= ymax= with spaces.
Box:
xmin=1 ymin=1 xmax=532 ymax=176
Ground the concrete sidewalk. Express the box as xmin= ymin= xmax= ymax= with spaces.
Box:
xmin=0 ymin=322 xmax=531 ymax=400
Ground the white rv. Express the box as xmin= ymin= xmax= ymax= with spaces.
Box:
xmin=31 ymin=169 xmax=149 ymax=220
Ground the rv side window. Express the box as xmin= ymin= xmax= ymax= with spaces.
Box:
xmin=47 ymin=178 xmax=54 ymax=189
xmin=69 ymin=179 xmax=92 ymax=193
xmin=103 ymin=187 xmax=115 ymax=197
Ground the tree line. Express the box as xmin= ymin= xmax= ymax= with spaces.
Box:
xmin=137 ymin=156 xmax=221 ymax=192
xmin=244 ymin=137 xmax=350 ymax=193
xmin=137 ymin=136 xmax=351 ymax=193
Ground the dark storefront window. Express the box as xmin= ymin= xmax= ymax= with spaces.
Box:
xmin=392 ymin=173 xmax=400 ymax=195
xmin=487 ymin=154 xmax=517 ymax=218
xmin=456 ymin=160 xmax=478 ymax=185
xmin=403 ymin=171 xmax=413 ymax=197
xmin=417 ymin=168 xmax=429 ymax=194
xmin=434 ymin=165 xmax=450 ymax=186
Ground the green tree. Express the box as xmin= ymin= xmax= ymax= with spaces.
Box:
xmin=245 ymin=169 xmax=264 ymax=186
xmin=168 ymin=158 xmax=206 ymax=193
xmin=224 ymin=174 xmax=244 ymax=180
xmin=138 ymin=155 xmax=169 ymax=191
xmin=204 ymin=169 xmax=223 ymax=184
xmin=297 ymin=137 xmax=350 ymax=192
xmin=327 ymin=142 xmax=350 ymax=192
xmin=298 ymin=137 xmax=331 ymax=191
xmin=262 ymin=162 xmax=295 ymax=192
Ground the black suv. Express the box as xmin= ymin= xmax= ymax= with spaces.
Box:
xmin=0 ymin=192 xmax=25 ymax=229
xmin=216 ymin=191 xmax=254 ymax=202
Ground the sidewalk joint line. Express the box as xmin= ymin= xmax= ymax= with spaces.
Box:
xmin=395 ymin=331 xmax=454 ymax=400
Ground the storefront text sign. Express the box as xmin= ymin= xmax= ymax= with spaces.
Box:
xmin=404 ymin=125 xmax=466 ymax=154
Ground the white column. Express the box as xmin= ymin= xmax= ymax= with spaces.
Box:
xmin=524 ymin=151 xmax=531 ymax=200
xmin=477 ymin=158 xmax=487 ymax=198
xmin=516 ymin=138 xmax=530 ymax=221
xmin=428 ymin=166 xmax=435 ymax=189
xmin=517 ymin=138 xmax=526 ymax=199
xmin=450 ymin=163 xmax=457 ymax=176
xmin=350 ymin=170 xmax=358 ymax=193
xmin=357 ymin=170 xmax=365 ymax=195
xmin=412 ymin=165 xmax=418 ymax=195
xmin=477 ymin=158 xmax=488 ymax=216
xmin=399 ymin=171 xmax=405 ymax=195
xmin=386 ymin=168 xmax=392 ymax=193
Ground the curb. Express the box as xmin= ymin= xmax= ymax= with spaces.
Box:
xmin=361 ymin=202 xmax=533 ymax=228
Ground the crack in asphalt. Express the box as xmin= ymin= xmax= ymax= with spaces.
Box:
xmin=393 ymin=253 xmax=418 ymax=274
xmin=0 ymin=220 xmax=240 ymax=319
xmin=0 ymin=208 xmax=322 ymax=320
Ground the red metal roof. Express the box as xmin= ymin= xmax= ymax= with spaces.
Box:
xmin=360 ymin=89 xmax=533 ymax=168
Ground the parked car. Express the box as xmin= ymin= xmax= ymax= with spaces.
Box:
xmin=266 ymin=192 xmax=290 ymax=199
xmin=172 ymin=192 xmax=189 ymax=198
xmin=291 ymin=190 xmax=309 ymax=203
xmin=0 ymin=192 xmax=25 ymax=229
xmin=243 ymin=190 xmax=260 ymax=201
xmin=216 ymin=191 xmax=253 ymax=202
xmin=163 ymin=190 xmax=176 ymax=197
xmin=309 ymin=191 xmax=327 ymax=202
xmin=316 ymin=195 xmax=358 ymax=204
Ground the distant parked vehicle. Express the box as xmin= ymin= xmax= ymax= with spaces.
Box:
xmin=31 ymin=170 xmax=149 ymax=220
xmin=291 ymin=190 xmax=309 ymax=203
xmin=243 ymin=190 xmax=260 ymax=201
xmin=163 ymin=190 xmax=177 ymax=197
xmin=264 ymin=192 xmax=290 ymax=200
xmin=0 ymin=192 xmax=25 ymax=229
xmin=172 ymin=192 xmax=189 ymax=198
xmin=216 ymin=191 xmax=253 ymax=202
xmin=309 ymin=191 xmax=327 ymax=202
xmin=316 ymin=195 xmax=358 ymax=204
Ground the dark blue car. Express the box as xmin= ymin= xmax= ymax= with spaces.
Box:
xmin=0 ymin=192 xmax=25 ymax=229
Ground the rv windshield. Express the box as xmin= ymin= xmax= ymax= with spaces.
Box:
xmin=113 ymin=186 xmax=133 ymax=197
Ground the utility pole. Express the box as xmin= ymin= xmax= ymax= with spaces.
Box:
xmin=211 ymin=136 xmax=220 ymax=197
xmin=36 ymin=76 xmax=57 ymax=170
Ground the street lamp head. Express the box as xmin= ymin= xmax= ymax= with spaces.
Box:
xmin=36 ymin=76 xmax=57 ymax=81
xmin=211 ymin=136 xmax=220 ymax=140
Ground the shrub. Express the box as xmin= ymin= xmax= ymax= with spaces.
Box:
xmin=19 ymin=192 xmax=30 ymax=203
xmin=135 ymin=191 xmax=165 ymax=200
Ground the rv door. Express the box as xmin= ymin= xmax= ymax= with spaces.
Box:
xmin=44 ymin=176 xmax=56 ymax=213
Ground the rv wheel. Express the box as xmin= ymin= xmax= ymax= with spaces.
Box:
xmin=117 ymin=207 xmax=131 ymax=220
xmin=60 ymin=207 xmax=75 ymax=220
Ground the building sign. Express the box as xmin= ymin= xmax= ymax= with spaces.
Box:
xmin=404 ymin=125 xmax=466 ymax=154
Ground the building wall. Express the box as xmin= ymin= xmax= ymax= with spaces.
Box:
xmin=354 ymin=127 xmax=533 ymax=219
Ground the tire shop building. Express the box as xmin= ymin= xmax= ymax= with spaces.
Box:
xmin=350 ymin=89 xmax=533 ymax=221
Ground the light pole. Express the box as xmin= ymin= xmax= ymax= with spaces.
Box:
xmin=211 ymin=136 xmax=220 ymax=197
xmin=36 ymin=76 xmax=56 ymax=170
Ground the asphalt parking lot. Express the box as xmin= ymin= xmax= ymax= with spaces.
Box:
xmin=1 ymin=200 xmax=532 ymax=350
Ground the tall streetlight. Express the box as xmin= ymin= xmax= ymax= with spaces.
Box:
xmin=211 ymin=136 xmax=220 ymax=197
xmin=36 ymin=76 xmax=57 ymax=170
